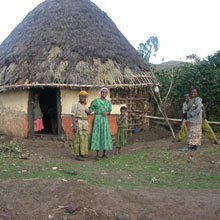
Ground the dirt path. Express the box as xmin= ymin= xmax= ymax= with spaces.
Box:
xmin=0 ymin=126 xmax=220 ymax=220
xmin=0 ymin=179 xmax=220 ymax=220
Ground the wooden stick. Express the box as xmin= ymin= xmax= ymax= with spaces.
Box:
xmin=164 ymin=68 xmax=173 ymax=104
xmin=0 ymin=82 xmax=158 ymax=91
xmin=145 ymin=115 xmax=181 ymax=122
xmin=145 ymin=115 xmax=220 ymax=124
xmin=207 ymin=121 xmax=220 ymax=125
xmin=148 ymin=84 xmax=176 ymax=139
xmin=111 ymin=98 xmax=147 ymax=101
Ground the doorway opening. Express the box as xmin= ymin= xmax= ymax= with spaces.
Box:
xmin=33 ymin=88 xmax=58 ymax=135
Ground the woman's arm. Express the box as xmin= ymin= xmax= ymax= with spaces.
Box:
xmin=85 ymin=109 xmax=92 ymax=114
xmin=190 ymin=98 xmax=202 ymax=117
xmin=71 ymin=104 xmax=78 ymax=132
xmin=103 ymin=100 xmax=112 ymax=116
xmin=88 ymin=99 xmax=96 ymax=113
xmin=71 ymin=116 xmax=78 ymax=133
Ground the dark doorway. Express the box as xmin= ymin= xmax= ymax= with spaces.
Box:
xmin=28 ymin=88 xmax=61 ymax=137
xmin=36 ymin=88 xmax=58 ymax=134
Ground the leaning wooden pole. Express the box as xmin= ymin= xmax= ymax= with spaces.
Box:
xmin=149 ymin=70 xmax=176 ymax=139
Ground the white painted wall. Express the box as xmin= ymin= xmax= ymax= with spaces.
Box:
xmin=0 ymin=90 xmax=29 ymax=113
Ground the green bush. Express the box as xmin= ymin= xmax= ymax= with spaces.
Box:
xmin=152 ymin=50 xmax=220 ymax=131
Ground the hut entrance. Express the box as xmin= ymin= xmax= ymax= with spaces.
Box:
xmin=28 ymin=88 xmax=62 ymax=138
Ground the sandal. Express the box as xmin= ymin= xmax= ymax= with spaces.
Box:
xmin=190 ymin=146 xmax=198 ymax=150
xmin=179 ymin=147 xmax=189 ymax=152
xmin=76 ymin=156 xmax=86 ymax=161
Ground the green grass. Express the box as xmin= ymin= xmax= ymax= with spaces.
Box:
xmin=0 ymin=149 xmax=219 ymax=189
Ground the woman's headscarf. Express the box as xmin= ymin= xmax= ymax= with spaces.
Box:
xmin=78 ymin=90 xmax=88 ymax=104
xmin=78 ymin=90 xmax=88 ymax=96
xmin=99 ymin=87 xmax=109 ymax=98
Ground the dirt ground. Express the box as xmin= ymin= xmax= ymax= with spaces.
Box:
xmin=0 ymin=126 xmax=220 ymax=220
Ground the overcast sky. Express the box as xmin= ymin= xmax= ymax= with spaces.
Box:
xmin=0 ymin=0 xmax=219 ymax=63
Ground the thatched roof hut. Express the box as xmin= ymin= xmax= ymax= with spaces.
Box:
xmin=0 ymin=0 xmax=158 ymax=139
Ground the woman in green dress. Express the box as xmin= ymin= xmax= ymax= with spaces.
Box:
xmin=86 ymin=88 xmax=112 ymax=160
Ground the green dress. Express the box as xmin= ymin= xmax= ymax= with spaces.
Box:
xmin=115 ymin=116 xmax=128 ymax=147
xmin=89 ymin=98 xmax=112 ymax=150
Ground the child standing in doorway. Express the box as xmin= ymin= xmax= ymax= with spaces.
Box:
xmin=33 ymin=92 xmax=44 ymax=133
xmin=115 ymin=106 xmax=128 ymax=155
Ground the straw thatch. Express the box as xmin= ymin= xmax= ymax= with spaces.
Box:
xmin=0 ymin=0 xmax=158 ymax=89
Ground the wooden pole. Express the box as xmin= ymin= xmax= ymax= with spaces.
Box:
xmin=145 ymin=115 xmax=220 ymax=125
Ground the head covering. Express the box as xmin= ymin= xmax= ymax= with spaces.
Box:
xmin=99 ymin=87 xmax=109 ymax=98
xmin=78 ymin=90 xmax=88 ymax=104
xmin=78 ymin=90 xmax=88 ymax=96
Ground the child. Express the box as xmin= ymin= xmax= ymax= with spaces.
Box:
xmin=115 ymin=106 xmax=128 ymax=154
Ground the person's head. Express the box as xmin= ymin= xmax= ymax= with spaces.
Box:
xmin=34 ymin=93 xmax=39 ymax=99
xmin=120 ymin=106 xmax=127 ymax=116
xmin=191 ymin=87 xmax=198 ymax=98
xmin=184 ymin=93 xmax=190 ymax=102
xmin=78 ymin=91 xmax=88 ymax=104
xmin=99 ymin=87 xmax=109 ymax=99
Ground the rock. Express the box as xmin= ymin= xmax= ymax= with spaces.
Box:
xmin=65 ymin=205 xmax=78 ymax=213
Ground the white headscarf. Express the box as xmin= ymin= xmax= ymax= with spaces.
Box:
xmin=99 ymin=87 xmax=109 ymax=98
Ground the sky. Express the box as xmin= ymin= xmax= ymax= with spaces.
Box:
xmin=0 ymin=0 xmax=219 ymax=64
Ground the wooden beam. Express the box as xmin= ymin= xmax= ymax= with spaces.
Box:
xmin=0 ymin=82 xmax=159 ymax=91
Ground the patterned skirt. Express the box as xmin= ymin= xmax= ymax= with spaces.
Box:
xmin=187 ymin=122 xmax=202 ymax=146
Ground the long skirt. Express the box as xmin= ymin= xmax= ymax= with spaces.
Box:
xmin=72 ymin=130 xmax=89 ymax=156
xmin=115 ymin=127 xmax=127 ymax=147
xmin=34 ymin=118 xmax=44 ymax=132
xmin=89 ymin=115 xmax=112 ymax=150
xmin=187 ymin=122 xmax=202 ymax=146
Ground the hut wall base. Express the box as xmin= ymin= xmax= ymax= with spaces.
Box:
xmin=0 ymin=113 xmax=28 ymax=137
xmin=61 ymin=114 xmax=117 ymax=141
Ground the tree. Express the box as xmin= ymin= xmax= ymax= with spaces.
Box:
xmin=138 ymin=36 xmax=159 ymax=63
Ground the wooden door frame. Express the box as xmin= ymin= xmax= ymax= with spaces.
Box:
xmin=28 ymin=89 xmax=34 ymax=138
xmin=56 ymin=89 xmax=62 ymax=136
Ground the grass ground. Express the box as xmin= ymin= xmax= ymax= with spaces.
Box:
xmin=0 ymin=137 xmax=219 ymax=189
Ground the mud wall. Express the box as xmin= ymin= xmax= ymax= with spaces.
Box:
xmin=0 ymin=90 xmax=29 ymax=137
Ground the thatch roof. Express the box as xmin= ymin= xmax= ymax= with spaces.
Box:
xmin=0 ymin=0 xmax=158 ymax=90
